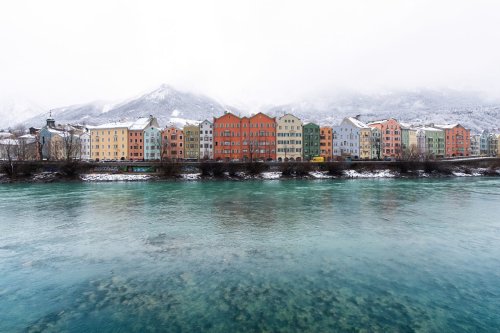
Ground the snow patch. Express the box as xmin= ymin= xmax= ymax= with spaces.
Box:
xmin=344 ymin=169 xmax=397 ymax=178
xmin=309 ymin=171 xmax=334 ymax=179
xmin=181 ymin=173 xmax=201 ymax=180
xmin=260 ymin=172 xmax=281 ymax=179
xmin=169 ymin=117 xmax=201 ymax=127
xmin=81 ymin=174 xmax=153 ymax=181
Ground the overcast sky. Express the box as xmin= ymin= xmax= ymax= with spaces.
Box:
xmin=1 ymin=0 xmax=500 ymax=110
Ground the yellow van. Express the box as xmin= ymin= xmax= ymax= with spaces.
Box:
xmin=311 ymin=156 xmax=325 ymax=163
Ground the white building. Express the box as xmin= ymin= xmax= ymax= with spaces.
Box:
xmin=80 ymin=131 xmax=91 ymax=160
xmin=332 ymin=117 xmax=369 ymax=159
xmin=470 ymin=134 xmax=480 ymax=156
xmin=199 ymin=120 xmax=213 ymax=159
xmin=144 ymin=126 xmax=162 ymax=160
xmin=276 ymin=114 xmax=303 ymax=161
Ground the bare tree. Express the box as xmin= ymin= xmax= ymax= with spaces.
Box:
xmin=63 ymin=130 xmax=82 ymax=161
xmin=0 ymin=139 xmax=18 ymax=176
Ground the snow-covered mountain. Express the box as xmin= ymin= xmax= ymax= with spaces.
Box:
xmin=266 ymin=89 xmax=500 ymax=133
xmin=23 ymin=84 xmax=236 ymax=129
xmin=0 ymin=97 xmax=45 ymax=130
xmin=18 ymin=85 xmax=500 ymax=133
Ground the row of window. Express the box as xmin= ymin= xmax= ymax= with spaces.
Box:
xmin=214 ymin=123 xmax=276 ymax=129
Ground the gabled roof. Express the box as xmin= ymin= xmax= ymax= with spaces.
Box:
xmin=129 ymin=117 xmax=158 ymax=130
xmin=93 ymin=121 xmax=133 ymax=129
xmin=345 ymin=117 xmax=370 ymax=129
xmin=366 ymin=119 xmax=388 ymax=125
xmin=278 ymin=113 xmax=302 ymax=121
xmin=0 ymin=139 xmax=19 ymax=145
xmin=434 ymin=124 xmax=461 ymax=130
xmin=416 ymin=126 xmax=444 ymax=132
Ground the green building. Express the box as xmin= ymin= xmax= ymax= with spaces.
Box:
xmin=302 ymin=123 xmax=320 ymax=160
xmin=416 ymin=127 xmax=445 ymax=158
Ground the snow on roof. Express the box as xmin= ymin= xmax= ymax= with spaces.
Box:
xmin=46 ymin=127 xmax=66 ymax=134
xmin=399 ymin=122 xmax=412 ymax=129
xmin=346 ymin=117 xmax=370 ymax=129
xmin=366 ymin=119 xmax=388 ymax=125
xmin=434 ymin=124 xmax=460 ymax=129
xmin=0 ymin=132 xmax=13 ymax=138
xmin=129 ymin=117 xmax=154 ymax=130
xmin=416 ymin=126 xmax=444 ymax=132
xmin=93 ymin=121 xmax=133 ymax=129
xmin=278 ymin=113 xmax=302 ymax=121
xmin=0 ymin=139 xmax=19 ymax=145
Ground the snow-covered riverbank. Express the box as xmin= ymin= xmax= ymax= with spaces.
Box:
xmin=1 ymin=167 xmax=499 ymax=183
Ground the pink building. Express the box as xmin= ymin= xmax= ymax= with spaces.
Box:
xmin=368 ymin=118 xmax=402 ymax=159
xmin=162 ymin=126 xmax=184 ymax=161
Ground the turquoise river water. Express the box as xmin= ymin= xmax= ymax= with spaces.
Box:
xmin=1 ymin=178 xmax=500 ymax=332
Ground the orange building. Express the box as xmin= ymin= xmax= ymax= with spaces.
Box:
xmin=213 ymin=112 xmax=242 ymax=161
xmin=128 ymin=129 xmax=144 ymax=160
xmin=162 ymin=126 xmax=184 ymax=161
xmin=245 ymin=112 xmax=276 ymax=161
xmin=128 ymin=117 xmax=160 ymax=161
xmin=320 ymin=127 xmax=333 ymax=161
xmin=434 ymin=124 xmax=470 ymax=157
xmin=367 ymin=118 xmax=402 ymax=158
xmin=213 ymin=112 xmax=276 ymax=161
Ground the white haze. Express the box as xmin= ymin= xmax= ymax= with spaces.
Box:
xmin=1 ymin=0 xmax=500 ymax=118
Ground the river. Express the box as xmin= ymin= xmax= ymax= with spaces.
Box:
xmin=1 ymin=178 xmax=499 ymax=332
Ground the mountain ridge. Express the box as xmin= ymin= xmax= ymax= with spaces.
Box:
xmin=14 ymin=85 xmax=500 ymax=133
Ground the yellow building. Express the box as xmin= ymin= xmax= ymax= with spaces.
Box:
xmin=90 ymin=122 xmax=131 ymax=161
xmin=183 ymin=124 xmax=200 ymax=160
xmin=359 ymin=128 xmax=372 ymax=160
xmin=497 ymin=134 xmax=500 ymax=157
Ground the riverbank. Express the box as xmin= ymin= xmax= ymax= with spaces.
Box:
xmin=1 ymin=165 xmax=499 ymax=183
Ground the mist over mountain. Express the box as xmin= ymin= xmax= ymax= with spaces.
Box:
xmin=15 ymin=85 xmax=500 ymax=133
xmin=20 ymin=85 xmax=233 ymax=129
xmin=0 ymin=97 xmax=45 ymax=130
xmin=266 ymin=90 xmax=500 ymax=133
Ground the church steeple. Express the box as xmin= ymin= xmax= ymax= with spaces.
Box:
xmin=46 ymin=111 xmax=55 ymax=128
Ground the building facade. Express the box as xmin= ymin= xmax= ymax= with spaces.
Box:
xmin=243 ymin=113 xmax=276 ymax=161
xmin=276 ymin=114 xmax=303 ymax=161
xmin=470 ymin=134 xmax=481 ymax=156
xmin=320 ymin=126 xmax=333 ymax=161
xmin=144 ymin=126 xmax=162 ymax=160
xmin=401 ymin=123 xmax=418 ymax=159
xmin=184 ymin=124 xmax=200 ymax=160
xmin=370 ymin=128 xmax=382 ymax=160
xmin=416 ymin=127 xmax=445 ymax=158
xmin=332 ymin=117 xmax=369 ymax=159
xmin=213 ymin=112 xmax=276 ymax=161
xmin=497 ymin=134 xmax=500 ymax=157
xmin=303 ymin=123 xmax=320 ymax=160
xmin=128 ymin=117 xmax=160 ymax=161
xmin=40 ymin=117 xmax=84 ymax=160
xmin=368 ymin=118 xmax=402 ymax=159
xmin=435 ymin=124 xmax=470 ymax=157
xmin=80 ymin=131 xmax=91 ymax=160
xmin=199 ymin=120 xmax=213 ymax=160
xmin=359 ymin=127 xmax=372 ymax=160
xmin=213 ymin=112 xmax=242 ymax=161
xmin=162 ymin=126 xmax=184 ymax=161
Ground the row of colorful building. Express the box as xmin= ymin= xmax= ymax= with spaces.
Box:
xmin=1 ymin=112 xmax=499 ymax=162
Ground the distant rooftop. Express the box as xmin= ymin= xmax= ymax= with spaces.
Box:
xmin=346 ymin=117 xmax=370 ymax=129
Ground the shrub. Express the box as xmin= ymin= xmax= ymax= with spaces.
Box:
xmin=245 ymin=162 xmax=268 ymax=175
xmin=280 ymin=162 xmax=294 ymax=177
xmin=325 ymin=162 xmax=345 ymax=176
xmin=158 ymin=162 xmax=181 ymax=178
xmin=199 ymin=161 xmax=213 ymax=177
xmin=294 ymin=162 xmax=312 ymax=176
